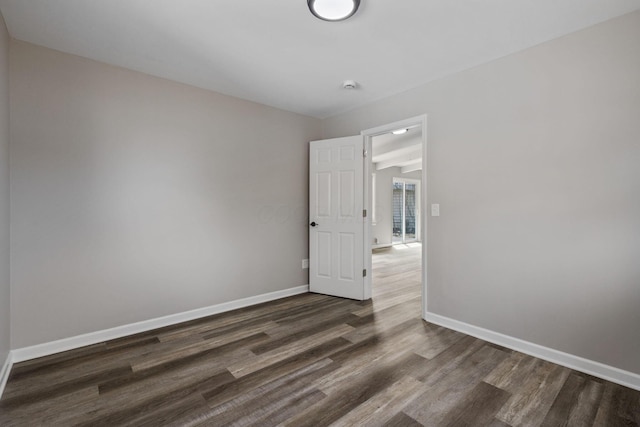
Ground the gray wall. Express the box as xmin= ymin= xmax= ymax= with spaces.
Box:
xmin=373 ymin=167 xmax=421 ymax=247
xmin=0 ymin=13 xmax=9 ymax=364
xmin=323 ymin=11 xmax=640 ymax=374
xmin=10 ymin=41 xmax=321 ymax=348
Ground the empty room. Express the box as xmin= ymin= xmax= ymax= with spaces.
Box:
xmin=0 ymin=1 xmax=639 ymax=426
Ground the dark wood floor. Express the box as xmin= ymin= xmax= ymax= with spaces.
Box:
xmin=1 ymin=244 xmax=638 ymax=426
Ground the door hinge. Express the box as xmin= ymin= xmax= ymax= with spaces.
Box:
xmin=363 ymin=149 xmax=367 ymax=157
xmin=363 ymin=209 xmax=367 ymax=218
xmin=363 ymin=269 xmax=367 ymax=277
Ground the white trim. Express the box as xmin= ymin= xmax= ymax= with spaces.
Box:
xmin=0 ymin=351 xmax=12 ymax=400
xmin=424 ymin=312 xmax=640 ymax=391
xmin=363 ymin=134 xmax=373 ymax=300
xmin=11 ymin=285 xmax=309 ymax=363
xmin=362 ymin=114 xmax=428 ymax=314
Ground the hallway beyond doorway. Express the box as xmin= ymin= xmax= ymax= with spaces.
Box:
xmin=372 ymin=243 xmax=421 ymax=301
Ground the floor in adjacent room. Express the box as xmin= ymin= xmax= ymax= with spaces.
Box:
xmin=0 ymin=244 xmax=638 ymax=426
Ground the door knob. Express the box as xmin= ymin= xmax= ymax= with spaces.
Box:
xmin=310 ymin=221 xmax=318 ymax=227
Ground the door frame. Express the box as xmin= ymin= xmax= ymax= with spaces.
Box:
xmin=361 ymin=114 xmax=428 ymax=319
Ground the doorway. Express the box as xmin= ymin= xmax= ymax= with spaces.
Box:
xmin=307 ymin=114 xmax=427 ymax=317
xmin=362 ymin=115 xmax=427 ymax=318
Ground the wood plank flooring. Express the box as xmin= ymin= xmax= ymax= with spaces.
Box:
xmin=1 ymin=243 xmax=638 ymax=426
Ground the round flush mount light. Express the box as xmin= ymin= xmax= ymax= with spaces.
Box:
xmin=308 ymin=0 xmax=361 ymax=21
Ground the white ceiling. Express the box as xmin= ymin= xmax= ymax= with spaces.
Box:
xmin=0 ymin=0 xmax=638 ymax=118
xmin=372 ymin=127 xmax=423 ymax=173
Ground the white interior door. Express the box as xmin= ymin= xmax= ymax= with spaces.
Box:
xmin=309 ymin=135 xmax=365 ymax=300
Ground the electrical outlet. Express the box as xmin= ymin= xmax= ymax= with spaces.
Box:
xmin=302 ymin=259 xmax=309 ymax=269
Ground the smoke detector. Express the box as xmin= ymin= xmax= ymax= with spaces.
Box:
xmin=342 ymin=80 xmax=358 ymax=90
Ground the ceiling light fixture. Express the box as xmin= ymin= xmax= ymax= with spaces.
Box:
xmin=308 ymin=0 xmax=361 ymax=22
xmin=392 ymin=129 xmax=408 ymax=135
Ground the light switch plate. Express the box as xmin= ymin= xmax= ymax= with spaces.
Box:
xmin=302 ymin=259 xmax=309 ymax=269
xmin=431 ymin=204 xmax=440 ymax=217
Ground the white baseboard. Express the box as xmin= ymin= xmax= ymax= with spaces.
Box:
xmin=0 ymin=351 xmax=12 ymax=400
xmin=11 ymin=285 xmax=310 ymax=364
xmin=424 ymin=312 xmax=640 ymax=391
